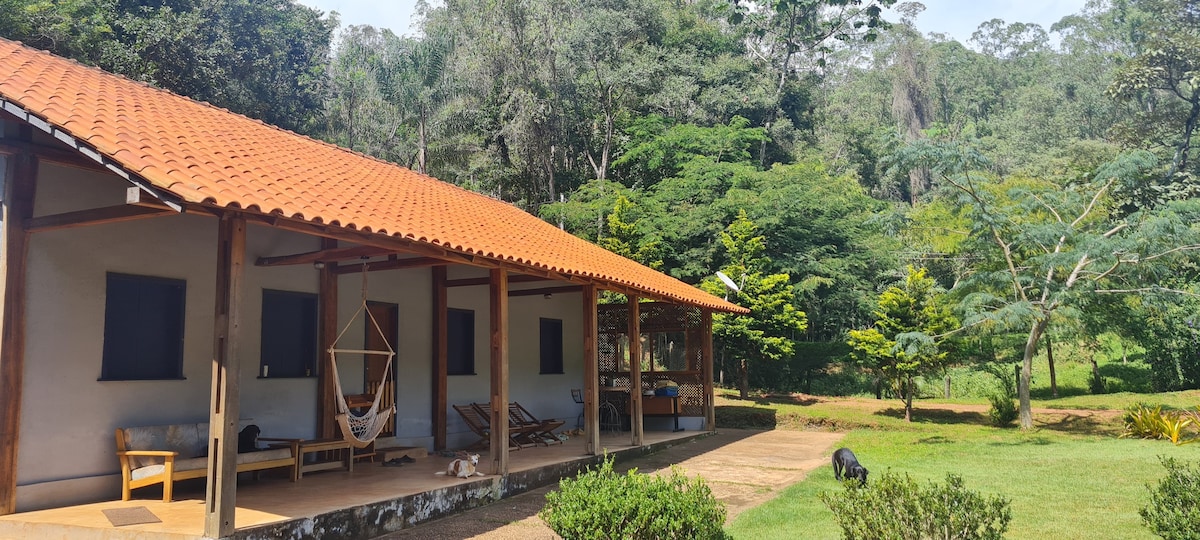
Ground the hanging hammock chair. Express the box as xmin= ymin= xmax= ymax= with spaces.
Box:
xmin=328 ymin=263 xmax=396 ymax=448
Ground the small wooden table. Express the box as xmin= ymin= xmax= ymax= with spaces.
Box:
xmin=630 ymin=395 xmax=684 ymax=432
xmin=262 ymin=438 xmax=353 ymax=481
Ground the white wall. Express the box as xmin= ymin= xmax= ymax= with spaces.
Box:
xmin=12 ymin=163 xmax=590 ymax=510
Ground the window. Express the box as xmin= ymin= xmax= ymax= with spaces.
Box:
xmin=540 ymin=318 xmax=563 ymax=374
xmin=447 ymin=308 xmax=475 ymax=375
xmin=260 ymin=289 xmax=318 ymax=378
xmin=101 ymin=273 xmax=186 ymax=380
xmin=648 ymin=332 xmax=688 ymax=371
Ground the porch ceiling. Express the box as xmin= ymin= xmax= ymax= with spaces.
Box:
xmin=0 ymin=38 xmax=747 ymax=314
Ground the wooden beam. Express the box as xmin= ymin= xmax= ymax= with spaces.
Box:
xmin=432 ymin=265 xmax=448 ymax=450
xmin=204 ymin=214 xmax=246 ymax=538
xmin=582 ymin=285 xmax=599 ymax=455
xmin=488 ymin=269 xmax=509 ymax=476
xmin=25 ymin=204 xmax=174 ymax=233
xmin=255 ymin=245 xmax=393 ymax=267
xmin=507 ymin=285 xmax=582 ymax=297
xmin=0 ymin=150 xmax=37 ymax=515
xmin=628 ymin=295 xmax=643 ymax=447
xmin=702 ymin=310 xmax=715 ymax=432
xmin=0 ymin=139 xmax=108 ymax=175
xmin=445 ymin=274 xmax=549 ymax=288
xmin=317 ymin=239 xmax=339 ymax=440
xmin=334 ymin=256 xmax=447 ymax=275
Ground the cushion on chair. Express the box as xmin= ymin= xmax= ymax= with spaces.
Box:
xmin=129 ymin=447 xmax=291 ymax=481
xmin=120 ymin=423 xmax=209 ymax=469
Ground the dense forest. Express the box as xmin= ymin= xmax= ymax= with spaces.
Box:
xmin=4 ymin=0 xmax=1199 ymax=426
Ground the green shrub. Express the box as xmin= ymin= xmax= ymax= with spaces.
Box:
xmin=1141 ymin=457 xmax=1200 ymax=540
xmin=987 ymin=393 xmax=1019 ymax=427
xmin=820 ymin=472 xmax=1011 ymax=540
xmin=540 ymin=456 xmax=727 ymax=540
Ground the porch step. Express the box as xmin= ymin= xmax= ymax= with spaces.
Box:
xmin=376 ymin=446 xmax=427 ymax=462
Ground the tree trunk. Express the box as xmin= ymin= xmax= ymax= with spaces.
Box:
xmin=1047 ymin=337 xmax=1058 ymax=399
xmin=417 ymin=115 xmax=428 ymax=174
xmin=944 ymin=374 xmax=951 ymax=399
xmin=739 ymin=358 xmax=749 ymax=399
xmin=1019 ymin=319 xmax=1049 ymax=429
xmin=904 ymin=375 xmax=914 ymax=422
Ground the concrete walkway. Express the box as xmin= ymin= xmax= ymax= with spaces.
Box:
xmin=376 ymin=429 xmax=844 ymax=539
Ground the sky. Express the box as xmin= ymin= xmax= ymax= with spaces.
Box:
xmin=297 ymin=0 xmax=1091 ymax=46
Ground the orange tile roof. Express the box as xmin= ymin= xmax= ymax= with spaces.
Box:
xmin=0 ymin=38 xmax=747 ymax=314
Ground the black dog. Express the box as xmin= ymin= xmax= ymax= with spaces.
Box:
xmin=237 ymin=424 xmax=261 ymax=453
xmin=832 ymin=447 xmax=868 ymax=485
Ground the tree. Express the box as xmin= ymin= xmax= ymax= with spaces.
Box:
xmin=1105 ymin=0 xmax=1200 ymax=195
xmin=700 ymin=211 xmax=807 ymax=398
xmin=899 ymin=139 xmax=1200 ymax=429
xmin=598 ymin=195 xmax=664 ymax=270
xmin=0 ymin=0 xmax=336 ymax=135
xmin=849 ymin=266 xmax=958 ymax=421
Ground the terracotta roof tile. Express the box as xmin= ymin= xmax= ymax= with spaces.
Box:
xmin=0 ymin=38 xmax=746 ymax=313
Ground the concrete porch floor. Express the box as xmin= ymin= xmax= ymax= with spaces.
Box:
xmin=0 ymin=430 xmax=705 ymax=540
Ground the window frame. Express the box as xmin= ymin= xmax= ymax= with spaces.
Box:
xmin=447 ymin=308 xmax=475 ymax=376
xmin=539 ymin=317 xmax=564 ymax=374
xmin=259 ymin=288 xmax=319 ymax=379
xmin=100 ymin=272 xmax=187 ymax=381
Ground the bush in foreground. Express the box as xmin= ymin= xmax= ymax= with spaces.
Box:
xmin=540 ymin=456 xmax=727 ymax=540
xmin=1141 ymin=457 xmax=1200 ymax=540
xmin=820 ymin=472 xmax=1011 ymax=540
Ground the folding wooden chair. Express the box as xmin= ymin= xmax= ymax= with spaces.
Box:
xmin=508 ymin=402 xmax=565 ymax=446
xmin=451 ymin=403 xmax=492 ymax=451
xmin=470 ymin=402 xmax=540 ymax=449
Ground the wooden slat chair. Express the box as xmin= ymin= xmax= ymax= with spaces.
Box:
xmin=451 ymin=404 xmax=492 ymax=451
xmin=508 ymin=402 xmax=565 ymax=446
xmin=470 ymin=402 xmax=541 ymax=449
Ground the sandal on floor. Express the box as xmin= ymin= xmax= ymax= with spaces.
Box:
xmin=382 ymin=458 xmax=404 ymax=467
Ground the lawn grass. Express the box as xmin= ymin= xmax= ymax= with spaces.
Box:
xmin=721 ymin=392 xmax=1200 ymax=540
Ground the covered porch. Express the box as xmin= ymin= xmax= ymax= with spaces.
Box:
xmin=0 ymin=430 xmax=704 ymax=540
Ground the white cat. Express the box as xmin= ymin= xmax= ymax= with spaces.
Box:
xmin=435 ymin=453 xmax=485 ymax=478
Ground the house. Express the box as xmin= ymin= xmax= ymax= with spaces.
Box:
xmin=0 ymin=38 xmax=746 ymax=538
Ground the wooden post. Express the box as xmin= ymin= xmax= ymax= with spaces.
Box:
xmin=432 ymin=265 xmax=448 ymax=450
xmin=627 ymin=295 xmax=643 ymax=447
xmin=582 ymin=285 xmax=599 ymax=455
xmin=488 ymin=269 xmax=509 ymax=475
xmin=0 ymin=150 xmax=36 ymax=515
xmin=701 ymin=310 xmax=715 ymax=432
xmin=205 ymin=214 xmax=246 ymax=538
xmin=317 ymin=238 xmax=338 ymax=440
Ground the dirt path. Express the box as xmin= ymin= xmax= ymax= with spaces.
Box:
xmin=374 ymin=429 xmax=844 ymax=540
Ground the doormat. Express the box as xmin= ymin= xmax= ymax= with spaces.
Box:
xmin=102 ymin=506 xmax=162 ymax=527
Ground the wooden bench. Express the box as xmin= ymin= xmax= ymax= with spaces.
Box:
xmin=116 ymin=423 xmax=295 ymax=502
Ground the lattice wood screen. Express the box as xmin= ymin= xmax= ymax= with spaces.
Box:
xmin=597 ymin=302 xmax=707 ymax=417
